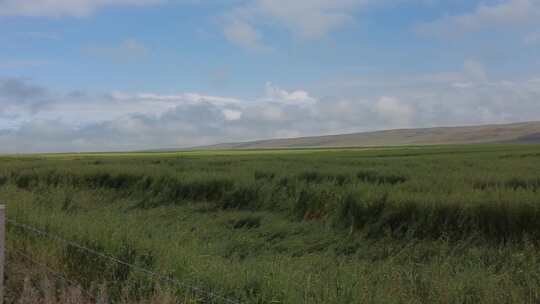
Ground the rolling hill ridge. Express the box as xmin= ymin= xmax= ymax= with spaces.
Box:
xmin=198 ymin=121 xmax=540 ymax=150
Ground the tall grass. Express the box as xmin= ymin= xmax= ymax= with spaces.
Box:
xmin=2 ymin=144 xmax=540 ymax=303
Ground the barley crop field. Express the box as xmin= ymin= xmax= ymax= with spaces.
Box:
xmin=2 ymin=144 xmax=540 ymax=303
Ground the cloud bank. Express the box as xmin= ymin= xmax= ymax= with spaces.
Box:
xmin=416 ymin=0 xmax=540 ymax=38
xmin=1 ymin=65 xmax=540 ymax=153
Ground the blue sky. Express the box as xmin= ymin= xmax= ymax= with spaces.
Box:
xmin=1 ymin=0 xmax=540 ymax=152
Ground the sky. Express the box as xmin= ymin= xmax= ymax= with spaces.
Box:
xmin=1 ymin=0 xmax=540 ymax=153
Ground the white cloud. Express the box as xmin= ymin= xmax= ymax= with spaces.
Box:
xmin=253 ymin=0 xmax=365 ymax=39
xmin=223 ymin=20 xmax=269 ymax=51
xmin=263 ymin=82 xmax=317 ymax=106
xmin=374 ymin=96 xmax=414 ymax=127
xmin=0 ymin=0 xmax=163 ymax=17
xmin=255 ymin=105 xmax=285 ymax=121
xmin=222 ymin=0 xmax=371 ymax=49
xmin=416 ymin=0 xmax=540 ymax=38
xmin=222 ymin=109 xmax=243 ymax=121
xmin=111 ymin=91 xmax=242 ymax=107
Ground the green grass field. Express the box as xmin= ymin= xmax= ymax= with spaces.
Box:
xmin=2 ymin=144 xmax=540 ymax=303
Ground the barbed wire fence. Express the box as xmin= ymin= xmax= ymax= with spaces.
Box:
xmin=5 ymin=217 xmax=244 ymax=304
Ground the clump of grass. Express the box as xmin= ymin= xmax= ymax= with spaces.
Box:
xmin=356 ymin=170 xmax=407 ymax=185
xmin=474 ymin=178 xmax=540 ymax=190
xmin=297 ymin=171 xmax=353 ymax=185
xmin=293 ymin=188 xmax=333 ymax=221
xmin=220 ymin=184 xmax=260 ymax=210
xmin=0 ymin=176 xmax=8 ymax=187
xmin=254 ymin=170 xmax=275 ymax=181
xmin=228 ymin=215 xmax=262 ymax=229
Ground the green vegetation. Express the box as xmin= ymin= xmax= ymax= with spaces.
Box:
xmin=2 ymin=144 xmax=540 ymax=303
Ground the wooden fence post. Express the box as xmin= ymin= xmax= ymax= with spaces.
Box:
xmin=0 ymin=204 xmax=4 ymax=304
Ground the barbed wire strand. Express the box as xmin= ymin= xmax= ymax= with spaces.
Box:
xmin=7 ymin=218 xmax=242 ymax=304
xmin=9 ymin=245 xmax=96 ymax=301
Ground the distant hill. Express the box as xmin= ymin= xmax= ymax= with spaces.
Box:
xmin=195 ymin=121 xmax=540 ymax=150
